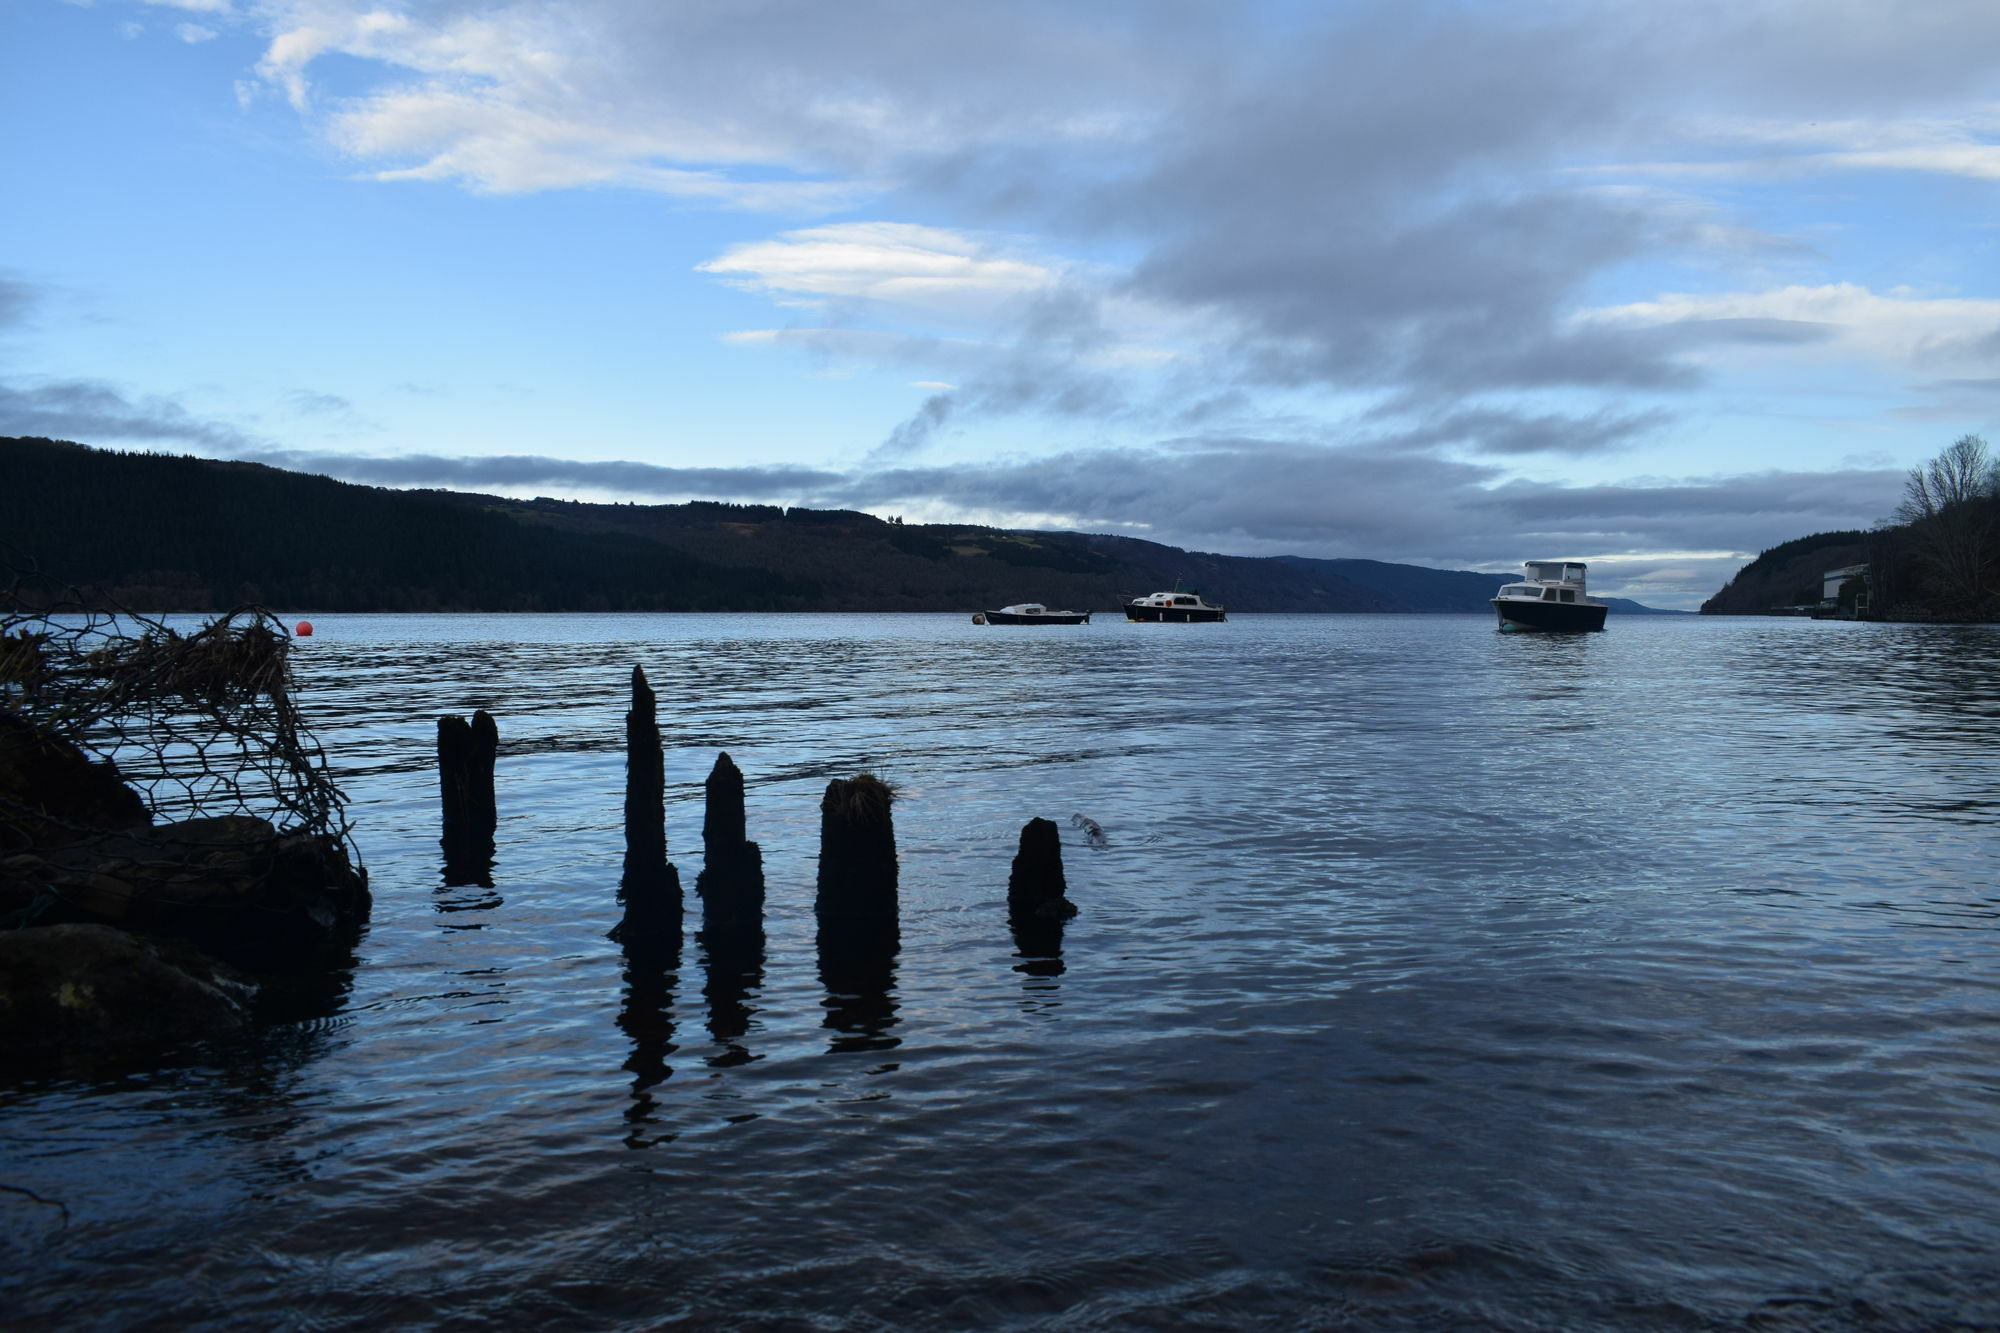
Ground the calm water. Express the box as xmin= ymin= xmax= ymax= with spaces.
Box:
xmin=5 ymin=613 xmax=2000 ymax=1330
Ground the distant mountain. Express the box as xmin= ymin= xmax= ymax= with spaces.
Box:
xmin=2 ymin=436 xmax=1686 ymax=614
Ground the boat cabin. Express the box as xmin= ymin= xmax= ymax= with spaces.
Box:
xmin=1496 ymin=582 xmax=1588 ymax=605
xmin=1522 ymin=561 xmax=1587 ymax=585
xmin=1132 ymin=591 xmax=1212 ymax=609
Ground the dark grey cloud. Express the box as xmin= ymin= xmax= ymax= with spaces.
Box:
xmin=1379 ymin=407 xmax=1672 ymax=457
xmin=236 ymin=449 xmax=844 ymax=498
xmin=839 ymin=442 xmax=1900 ymax=568
xmin=854 ymin=1 xmax=2000 ymax=450
xmin=0 ymin=378 xmax=255 ymax=449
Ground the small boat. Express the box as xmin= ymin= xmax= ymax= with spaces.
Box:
xmin=1492 ymin=560 xmax=1608 ymax=632
xmin=975 ymin=603 xmax=1091 ymax=625
xmin=1120 ymin=582 xmax=1226 ymax=623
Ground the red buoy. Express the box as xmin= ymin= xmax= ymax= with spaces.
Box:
xmin=294 ymin=620 xmax=314 ymax=637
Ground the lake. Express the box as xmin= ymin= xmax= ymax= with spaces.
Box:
xmin=5 ymin=612 xmax=1999 ymax=1330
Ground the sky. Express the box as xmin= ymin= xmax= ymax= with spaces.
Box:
xmin=4 ymin=0 xmax=1998 ymax=607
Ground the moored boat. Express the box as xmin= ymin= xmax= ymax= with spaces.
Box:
xmin=1120 ymin=583 xmax=1226 ymax=623
xmin=1492 ymin=560 xmax=1608 ymax=632
xmin=976 ymin=602 xmax=1091 ymax=625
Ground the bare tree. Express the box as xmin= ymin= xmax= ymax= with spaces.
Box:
xmin=1894 ymin=434 xmax=1998 ymax=606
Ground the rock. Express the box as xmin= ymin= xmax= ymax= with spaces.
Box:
xmin=0 ymin=923 xmax=254 ymax=1054
xmin=0 ymin=711 xmax=150 ymax=851
xmin=0 ymin=815 xmax=369 ymax=970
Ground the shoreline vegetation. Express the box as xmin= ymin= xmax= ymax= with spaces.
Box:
xmin=1702 ymin=435 xmax=2000 ymax=624
xmin=2 ymin=435 xmax=1683 ymax=616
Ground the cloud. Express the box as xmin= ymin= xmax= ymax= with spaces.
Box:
xmin=233 ymin=448 xmax=844 ymax=499
xmin=833 ymin=441 xmax=1903 ymax=570
xmin=0 ymin=278 xmax=37 ymax=328
xmin=227 ymin=0 xmax=2000 ymax=459
xmin=1581 ymin=284 xmax=2000 ymax=372
xmin=285 ymin=389 xmax=352 ymax=416
xmin=0 ymin=377 xmax=257 ymax=448
xmin=699 ymin=222 xmax=1066 ymax=325
xmin=1605 ymin=110 xmax=2000 ymax=183
xmin=247 ymin=0 xmax=1188 ymax=206
xmin=176 ymin=22 xmax=218 ymax=43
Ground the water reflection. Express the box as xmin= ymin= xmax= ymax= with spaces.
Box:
xmin=616 ymin=925 xmax=682 ymax=1149
xmin=1009 ymin=909 xmax=1067 ymax=981
xmin=439 ymin=846 xmax=495 ymax=892
xmin=816 ymin=919 xmax=901 ymax=1053
xmin=699 ymin=924 xmax=765 ymax=1068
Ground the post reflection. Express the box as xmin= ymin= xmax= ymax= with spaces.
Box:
xmin=699 ymin=923 xmax=766 ymax=1067
xmin=615 ymin=924 xmax=682 ymax=1148
xmin=816 ymin=918 xmax=901 ymax=1053
xmin=1009 ymin=911 xmax=1067 ymax=980
xmin=434 ymin=859 xmax=501 ymax=916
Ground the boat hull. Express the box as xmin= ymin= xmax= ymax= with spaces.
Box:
xmin=1493 ymin=599 xmax=1607 ymax=632
xmin=982 ymin=610 xmax=1090 ymax=624
xmin=1122 ymin=603 xmax=1226 ymax=623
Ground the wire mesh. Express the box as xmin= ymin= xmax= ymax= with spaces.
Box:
xmin=1 ymin=552 xmax=354 ymax=858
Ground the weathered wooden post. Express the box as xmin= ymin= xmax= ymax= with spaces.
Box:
xmin=438 ymin=710 xmax=497 ymax=881
xmin=815 ymin=772 xmax=901 ymax=1051
xmin=695 ymin=751 xmax=765 ymax=930
xmin=437 ymin=714 xmax=473 ymax=851
xmin=616 ymin=666 xmax=681 ymax=934
xmin=815 ymin=773 xmax=898 ymax=921
xmin=1008 ymin=816 xmax=1075 ymax=975
xmin=1007 ymin=817 xmax=1075 ymax=920
xmin=468 ymin=709 xmax=497 ymax=843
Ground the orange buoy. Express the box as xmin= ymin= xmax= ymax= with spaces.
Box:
xmin=294 ymin=620 xmax=314 ymax=637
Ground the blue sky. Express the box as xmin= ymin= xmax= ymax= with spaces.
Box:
xmin=5 ymin=0 xmax=1999 ymax=606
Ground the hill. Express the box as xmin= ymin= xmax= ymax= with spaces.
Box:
xmin=3 ymin=436 xmax=1683 ymax=614
xmin=1698 ymin=530 xmax=1873 ymax=616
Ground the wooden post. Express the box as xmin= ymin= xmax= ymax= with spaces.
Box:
xmin=440 ymin=711 xmax=498 ymax=884
xmin=618 ymin=665 xmax=681 ymax=922
xmin=814 ymin=773 xmax=900 ymax=1050
xmin=1008 ymin=816 xmax=1074 ymax=975
xmin=469 ymin=709 xmax=498 ymax=843
xmin=695 ymin=751 xmax=764 ymax=930
xmin=1007 ymin=817 xmax=1076 ymax=921
xmin=437 ymin=714 xmax=473 ymax=855
xmin=815 ymin=773 xmax=898 ymax=923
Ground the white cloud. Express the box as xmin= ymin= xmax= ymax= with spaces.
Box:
xmin=699 ymin=223 xmax=1062 ymax=323
xmin=1579 ymin=284 xmax=2000 ymax=373
xmin=1599 ymin=110 xmax=2000 ymax=182
xmin=176 ymin=22 xmax=218 ymax=42
xmin=243 ymin=0 xmax=1175 ymax=208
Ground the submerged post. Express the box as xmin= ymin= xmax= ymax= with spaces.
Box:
xmin=1008 ymin=817 xmax=1075 ymax=975
xmin=815 ymin=773 xmax=898 ymax=923
xmin=619 ymin=666 xmax=681 ymax=921
xmin=696 ymin=752 xmax=764 ymax=930
xmin=1007 ymin=817 xmax=1076 ymax=921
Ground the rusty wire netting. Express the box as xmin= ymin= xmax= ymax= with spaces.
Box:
xmin=0 ymin=554 xmax=354 ymax=856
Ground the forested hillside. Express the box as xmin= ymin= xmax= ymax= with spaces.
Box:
xmin=4 ymin=437 xmax=1682 ymax=614
xmin=0 ymin=437 xmax=808 ymax=610
xmin=1702 ymin=435 xmax=2000 ymax=622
